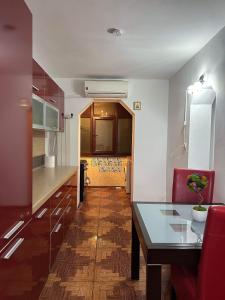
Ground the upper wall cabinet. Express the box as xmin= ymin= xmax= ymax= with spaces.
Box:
xmin=32 ymin=60 xmax=65 ymax=131
xmin=33 ymin=60 xmax=46 ymax=98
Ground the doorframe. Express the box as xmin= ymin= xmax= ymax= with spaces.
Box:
xmin=77 ymin=99 xmax=135 ymax=207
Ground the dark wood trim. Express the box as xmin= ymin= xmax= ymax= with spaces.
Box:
xmin=131 ymin=218 xmax=140 ymax=280
xmin=146 ymin=265 xmax=161 ymax=300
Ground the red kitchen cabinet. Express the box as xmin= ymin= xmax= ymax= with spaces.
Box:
xmin=0 ymin=221 xmax=32 ymax=300
xmin=50 ymin=218 xmax=64 ymax=268
xmin=0 ymin=0 xmax=32 ymax=247
xmin=32 ymin=60 xmax=46 ymax=98
xmin=32 ymin=60 xmax=65 ymax=131
xmin=63 ymin=197 xmax=74 ymax=238
xmin=45 ymin=72 xmax=59 ymax=106
xmin=32 ymin=201 xmax=50 ymax=300
xmin=58 ymin=89 xmax=65 ymax=131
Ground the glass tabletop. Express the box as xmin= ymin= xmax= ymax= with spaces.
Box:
xmin=133 ymin=203 xmax=212 ymax=249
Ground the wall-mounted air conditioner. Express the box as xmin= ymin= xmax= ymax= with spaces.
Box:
xmin=84 ymin=80 xmax=128 ymax=98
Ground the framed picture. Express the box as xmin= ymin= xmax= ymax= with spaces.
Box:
xmin=133 ymin=101 xmax=141 ymax=110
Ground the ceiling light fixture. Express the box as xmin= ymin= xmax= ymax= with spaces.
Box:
xmin=107 ymin=28 xmax=123 ymax=36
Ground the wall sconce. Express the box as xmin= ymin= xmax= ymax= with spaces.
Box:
xmin=187 ymin=74 xmax=209 ymax=95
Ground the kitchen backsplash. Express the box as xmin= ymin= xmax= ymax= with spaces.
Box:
xmin=33 ymin=130 xmax=45 ymax=168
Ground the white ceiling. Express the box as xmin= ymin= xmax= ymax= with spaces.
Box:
xmin=25 ymin=0 xmax=225 ymax=79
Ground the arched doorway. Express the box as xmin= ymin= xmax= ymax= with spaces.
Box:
xmin=77 ymin=99 xmax=135 ymax=207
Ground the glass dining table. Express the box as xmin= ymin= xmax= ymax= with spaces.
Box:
xmin=131 ymin=202 xmax=211 ymax=300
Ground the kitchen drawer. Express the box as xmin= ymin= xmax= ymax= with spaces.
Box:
xmin=50 ymin=186 xmax=66 ymax=214
xmin=0 ymin=212 xmax=31 ymax=250
xmin=63 ymin=199 xmax=74 ymax=238
xmin=0 ymin=221 xmax=32 ymax=300
xmin=51 ymin=196 xmax=67 ymax=231
xmin=32 ymin=201 xmax=50 ymax=300
xmin=50 ymin=218 xmax=64 ymax=269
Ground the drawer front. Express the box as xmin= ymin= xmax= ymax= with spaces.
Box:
xmin=63 ymin=199 xmax=74 ymax=238
xmin=50 ymin=218 xmax=64 ymax=269
xmin=0 ymin=221 xmax=32 ymax=300
xmin=50 ymin=186 xmax=66 ymax=214
xmin=51 ymin=196 xmax=67 ymax=231
xmin=32 ymin=201 xmax=50 ymax=299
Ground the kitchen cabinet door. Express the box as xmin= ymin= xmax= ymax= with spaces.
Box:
xmin=0 ymin=1 xmax=32 ymax=245
xmin=32 ymin=60 xmax=46 ymax=98
xmin=58 ymin=89 xmax=65 ymax=131
xmin=0 ymin=221 xmax=32 ymax=300
xmin=32 ymin=202 xmax=50 ymax=300
xmin=50 ymin=218 xmax=64 ymax=269
xmin=63 ymin=198 xmax=74 ymax=238
xmin=45 ymin=73 xmax=59 ymax=106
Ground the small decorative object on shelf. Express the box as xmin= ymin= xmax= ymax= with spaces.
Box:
xmin=187 ymin=173 xmax=208 ymax=222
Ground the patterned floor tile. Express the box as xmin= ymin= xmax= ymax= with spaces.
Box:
xmin=95 ymin=247 xmax=130 ymax=281
xmin=39 ymin=187 xmax=171 ymax=300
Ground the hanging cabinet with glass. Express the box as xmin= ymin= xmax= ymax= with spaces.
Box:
xmin=80 ymin=102 xmax=132 ymax=156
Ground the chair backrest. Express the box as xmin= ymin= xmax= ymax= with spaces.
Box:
xmin=172 ymin=168 xmax=215 ymax=204
xmin=198 ymin=206 xmax=225 ymax=300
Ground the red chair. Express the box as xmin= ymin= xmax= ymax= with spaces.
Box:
xmin=172 ymin=168 xmax=215 ymax=204
xmin=171 ymin=206 xmax=225 ymax=300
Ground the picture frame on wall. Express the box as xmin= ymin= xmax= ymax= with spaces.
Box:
xmin=133 ymin=101 xmax=141 ymax=110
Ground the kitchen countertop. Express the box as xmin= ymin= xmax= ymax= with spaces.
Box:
xmin=33 ymin=166 xmax=77 ymax=213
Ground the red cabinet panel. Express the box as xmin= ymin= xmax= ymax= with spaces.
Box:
xmin=0 ymin=0 xmax=32 ymax=246
xmin=58 ymin=89 xmax=65 ymax=131
xmin=63 ymin=198 xmax=74 ymax=238
xmin=32 ymin=201 xmax=50 ymax=300
xmin=0 ymin=221 xmax=32 ymax=300
xmin=50 ymin=218 xmax=64 ymax=269
xmin=32 ymin=60 xmax=46 ymax=98
xmin=45 ymin=72 xmax=59 ymax=106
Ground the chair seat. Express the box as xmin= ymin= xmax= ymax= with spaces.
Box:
xmin=171 ymin=265 xmax=198 ymax=300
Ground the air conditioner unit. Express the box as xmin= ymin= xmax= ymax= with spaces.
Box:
xmin=84 ymin=80 xmax=128 ymax=98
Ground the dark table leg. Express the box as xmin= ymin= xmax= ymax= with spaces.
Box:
xmin=146 ymin=264 xmax=161 ymax=300
xmin=131 ymin=218 xmax=140 ymax=280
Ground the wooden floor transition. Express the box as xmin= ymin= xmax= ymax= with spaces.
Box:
xmin=39 ymin=187 xmax=171 ymax=300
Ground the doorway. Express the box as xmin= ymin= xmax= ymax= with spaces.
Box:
xmin=78 ymin=100 xmax=134 ymax=205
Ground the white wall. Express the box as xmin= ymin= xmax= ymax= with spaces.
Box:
xmin=54 ymin=78 xmax=169 ymax=202
xmin=167 ymin=26 xmax=225 ymax=203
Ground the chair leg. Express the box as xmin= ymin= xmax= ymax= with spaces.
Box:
xmin=171 ymin=286 xmax=176 ymax=300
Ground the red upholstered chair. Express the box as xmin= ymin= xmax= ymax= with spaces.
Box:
xmin=171 ymin=206 xmax=225 ymax=300
xmin=172 ymin=168 xmax=215 ymax=204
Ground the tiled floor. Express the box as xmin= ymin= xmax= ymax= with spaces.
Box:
xmin=39 ymin=187 xmax=171 ymax=300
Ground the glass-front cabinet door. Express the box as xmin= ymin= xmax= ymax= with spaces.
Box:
xmin=94 ymin=118 xmax=114 ymax=154
xmin=32 ymin=94 xmax=45 ymax=129
xmin=45 ymin=103 xmax=59 ymax=131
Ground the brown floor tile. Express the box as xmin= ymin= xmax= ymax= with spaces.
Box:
xmin=95 ymin=247 xmax=130 ymax=282
xmin=39 ymin=187 xmax=171 ymax=300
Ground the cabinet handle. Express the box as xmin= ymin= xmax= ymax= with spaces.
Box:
xmin=66 ymin=206 xmax=71 ymax=214
xmin=55 ymin=191 xmax=62 ymax=198
xmin=2 ymin=238 xmax=24 ymax=260
xmin=54 ymin=207 xmax=62 ymax=216
xmin=53 ymin=223 xmax=62 ymax=233
xmin=3 ymin=221 xmax=25 ymax=239
xmin=36 ymin=208 xmax=48 ymax=219
xmin=32 ymin=85 xmax=40 ymax=92
xmin=50 ymin=99 xmax=56 ymax=103
xmin=66 ymin=194 xmax=71 ymax=200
